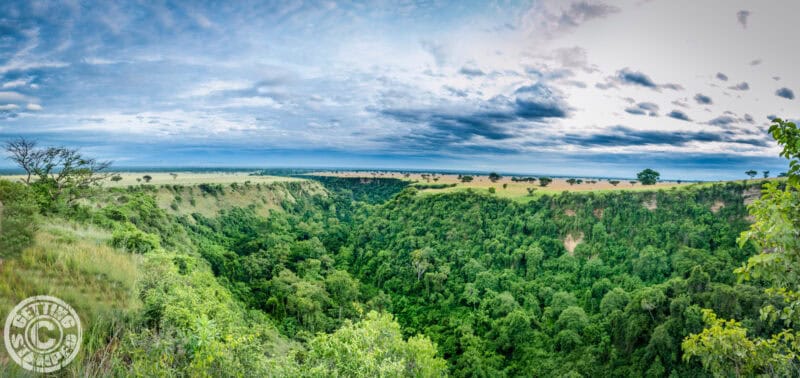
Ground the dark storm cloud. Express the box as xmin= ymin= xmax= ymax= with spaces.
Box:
xmin=776 ymin=87 xmax=795 ymax=99
xmin=613 ymin=68 xmax=682 ymax=91
xmin=667 ymin=110 xmax=691 ymax=121
xmin=737 ymin=10 xmax=751 ymax=28
xmin=563 ymin=125 xmax=768 ymax=148
xmin=716 ymin=72 xmax=728 ymax=81
xmin=617 ymin=68 xmax=656 ymax=88
xmin=378 ymin=83 xmax=568 ymax=149
xmin=708 ymin=116 xmax=735 ymax=126
xmin=694 ymin=93 xmax=712 ymax=105
xmin=625 ymin=102 xmax=659 ymax=116
xmin=729 ymin=82 xmax=749 ymax=91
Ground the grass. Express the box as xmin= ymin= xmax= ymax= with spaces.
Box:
xmin=0 ymin=172 xmax=301 ymax=188
xmin=0 ymin=219 xmax=141 ymax=376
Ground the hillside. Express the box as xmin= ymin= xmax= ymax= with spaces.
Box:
xmin=0 ymin=173 xmax=782 ymax=376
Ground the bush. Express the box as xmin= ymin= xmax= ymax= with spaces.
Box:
xmin=111 ymin=222 xmax=161 ymax=253
xmin=0 ymin=180 xmax=38 ymax=258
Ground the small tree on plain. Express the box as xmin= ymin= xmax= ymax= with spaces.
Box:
xmin=488 ymin=172 xmax=502 ymax=182
xmin=745 ymin=170 xmax=757 ymax=179
xmin=763 ymin=170 xmax=769 ymax=178
xmin=142 ymin=175 xmax=153 ymax=183
xmin=637 ymin=169 xmax=660 ymax=185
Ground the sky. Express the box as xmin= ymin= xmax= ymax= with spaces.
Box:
xmin=0 ymin=0 xmax=797 ymax=180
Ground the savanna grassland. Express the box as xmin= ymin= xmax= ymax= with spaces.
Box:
xmin=0 ymin=119 xmax=798 ymax=377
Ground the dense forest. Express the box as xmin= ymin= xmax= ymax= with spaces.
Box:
xmin=1 ymin=119 xmax=798 ymax=376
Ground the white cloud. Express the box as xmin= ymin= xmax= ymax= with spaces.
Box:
xmin=2 ymin=79 xmax=30 ymax=89
xmin=179 ymin=80 xmax=252 ymax=97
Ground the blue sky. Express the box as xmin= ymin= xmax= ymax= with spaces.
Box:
xmin=0 ymin=0 xmax=797 ymax=179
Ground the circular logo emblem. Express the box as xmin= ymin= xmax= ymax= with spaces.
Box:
xmin=4 ymin=295 xmax=82 ymax=373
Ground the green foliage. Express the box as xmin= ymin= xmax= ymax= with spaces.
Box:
xmin=488 ymin=172 xmax=502 ymax=182
xmin=306 ymin=176 xmax=409 ymax=204
xmin=539 ymin=177 xmax=553 ymax=187
xmin=347 ymin=183 xmax=760 ymax=376
xmin=683 ymin=117 xmax=800 ymax=376
xmin=414 ymin=183 xmax=457 ymax=190
xmin=277 ymin=311 xmax=447 ymax=377
xmin=769 ymin=118 xmax=800 ymax=184
xmin=0 ymin=180 xmax=37 ymax=258
xmin=637 ymin=169 xmax=660 ymax=185
xmin=111 ymin=222 xmax=161 ymax=253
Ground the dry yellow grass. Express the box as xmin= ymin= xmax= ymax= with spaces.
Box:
xmin=0 ymin=172 xmax=300 ymax=187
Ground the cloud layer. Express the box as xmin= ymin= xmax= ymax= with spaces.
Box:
xmin=0 ymin=0 xmax=797 ymax=179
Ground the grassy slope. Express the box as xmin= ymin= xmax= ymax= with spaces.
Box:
xmin=0 ymin=219 xmax=140 ymax=376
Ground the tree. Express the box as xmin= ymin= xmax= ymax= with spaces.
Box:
xmin=609 ymin=180 xmax=620 ymax=186
xmin=325 ymin=270 xmax=359 ymax=320
xmin=762 ymin=170 xmax=770 ymax=178
xmin=4 ymin=138 xmax=37 ymax=184
xmin=461 ymin=175 xmax=474 ymax=183
xmin=526 ymin=187 xmax=536 ymax=196
xmin=488 ymin=172 xmax=502 ymax=182
xmin=111 ymin=175 xmax=123 ymax=182
xmin=637 ymin=169 xmax=660 ymax=185
xmin=142 ymin=175 xmax=153 ymax=183
xmin=566 ymin=178 xmax=577 ymax=186
xmin=745 ymin=170 xmax=757 ymax=179
xmin=539 ymin=177 xmax=552 ymax=187
xmin=170 ymin=173 xmax=178 ymax=180
xmin=411 ymin=248 xmax=432 ymax=281
xmin=4 ymin=138 xmax=112 ymax=206
xmin=292 ymin=311 xmax=447 ymax=377
xmin=488 ymin=187 xmax=496 ymax=194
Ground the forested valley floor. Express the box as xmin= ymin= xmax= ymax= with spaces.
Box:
xmin=0 ymin=177 xmax=783 ymax=376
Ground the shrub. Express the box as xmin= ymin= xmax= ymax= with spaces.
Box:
xmin=111 ymin=222 xmax=161 ymax=253
xmin=0 ymin=180 xmax=38 ymax=258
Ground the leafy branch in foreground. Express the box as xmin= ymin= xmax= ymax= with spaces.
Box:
xmin=683 ymin=118 xmax=800 ymax=377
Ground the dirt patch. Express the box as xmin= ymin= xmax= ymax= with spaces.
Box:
xmin=565 ymin=209 xmax=576 ymax=217
xmin=710 ymin=200 xmax=725 ymax=213
xmin=743 ymin=186 xmax=761 ymax=205
xmin=643 ymin=198 xmax=658 ymax=211
xmin=564 ymin=232 xmax=584 ymax=255
xmin=593 ymin=208 xmax=604 ymax=219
